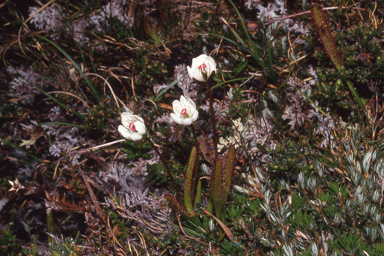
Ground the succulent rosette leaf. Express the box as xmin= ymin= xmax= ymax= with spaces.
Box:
xmin=187 ymin=54 xmax=217 ymax=82
xmin=118 ymin=112 xmax=146 ymax=141
xmin=170 ymin=96 xmax=199 ymax=126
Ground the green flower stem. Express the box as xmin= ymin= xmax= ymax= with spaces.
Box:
xmin=345 ymin=79 xmax=365 ymax=109
xmin=191 ymin=125 xmax=200 ymax=153
xmin=0 ymin=138 xmax=47 ymax=164
xmin=291 ymin=85 xmax=329 ymax=118
xmin=211 ymin=77 xmax=247 ymax=90
xmin=146 ymin=137 xmax=182 ymax=203
xmin=47 ymin=211 xmax=55 ymax=243
xmin=206 ymin=82 xmax=218 ymax=161
xmin=155 ymin=76 xmax=184 ymax=101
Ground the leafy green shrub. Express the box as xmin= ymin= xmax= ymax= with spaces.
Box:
xmin=0 ymin=228 xmax=22 ymax=256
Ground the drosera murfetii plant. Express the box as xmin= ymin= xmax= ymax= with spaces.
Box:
xmin=2 ymin=0 xmax=384 ymax=255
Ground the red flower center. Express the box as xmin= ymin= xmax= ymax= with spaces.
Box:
xmin=198 ymin=63 xmax=207 ymax=70
xmin=180 ymin=109 xmax=188 ymax=117
xmin=128 ymin=123 xmax=136 ymax=131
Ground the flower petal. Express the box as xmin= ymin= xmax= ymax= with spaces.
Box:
xmin=133 ymin=115 xmax=145 ymax=123
xmin=187 ymin=54 xmax=217 ymax=82
xmin=181 ymin=118 xmax=193 ymax=126
xmin=134 ymin=121 xmax=146 ymax=135
xmin=129 ymin=133 xmax=143 ymax=141
xmin=170 ymin=113 xmax=183 ymax=125
xmin=118 ymin=125 xmax=133 ymax=140
xmin=195 ymin=69 xmax=204 ymax=82
xmin=121 ymin=112 xmax=133 ymax=127
xmin=186 ymin=97 xmax=196 ymax=110
xmin=172 ymin=100 xmax=182 ymax=115
xmin=191 ymin=110 xmax=199 ymax=122
xmin=180 ymin=95 xmax=187 ymax=107
xmin=197 ymin=54 xmax=207 ymax=62
xmin=207 ymin=56 xmax=216 ymax=65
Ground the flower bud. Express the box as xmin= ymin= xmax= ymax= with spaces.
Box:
xmin=187 ymin=54 xmax=217 ymax=82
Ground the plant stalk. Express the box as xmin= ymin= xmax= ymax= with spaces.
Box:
xmin=146 ymin=137 xmax=182 ymax=203
xmin=345 ymin=79 xmax=365 ymax=109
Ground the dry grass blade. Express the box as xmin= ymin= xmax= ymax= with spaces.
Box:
xmin=203 ymin=209 xmax=234 ymax=240
xmin=48 ymin=91 xmax=90 ymax=108
xmin=107 ymin=212 xmax=124 ymax=250
xmin=86 ymin=73 xmax=123 ymax=109
xmin=79 ymin=167 xmax=106 ymax=222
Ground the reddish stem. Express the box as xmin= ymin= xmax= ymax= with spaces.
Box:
xmin=206 ymin=82 xmax=218 ymax=161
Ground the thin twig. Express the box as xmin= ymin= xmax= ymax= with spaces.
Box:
xmin=78 ymin=139 xmax=126 ymax=152
xmin=49 ymin=139 xmax=126 ymax=170
xmin=239 ymin=72 xmax=261 ymax=87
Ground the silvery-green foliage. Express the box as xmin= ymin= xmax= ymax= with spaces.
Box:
xmin=307 ymin=220 xmax=316 ymax=231
xmin=262 ymin=199 xmax=290 ymax=226
xmin=369 ymin=205 xmax=378 ymax=216
xmin=351 ymin=172 xmax=361 ymax=186
xmin=282 ymin=243 xmax=294 ymax=256
xmin=310 ymin=243 xmax=319 ymax=256
xmin=255 ymin=166 xmax=266 ymax=182
xmin=268 ymin=90 xmax=279 ymax=104
xmin=209 ymin=219 xmax=214 ymax=232
xmin=264 ymin=190 xmax=272 ymax=206
xmin=355 ymin=186 xmax=367 ymax=206
xmin=227 ymin=120 xmax=384 ymax=254
xmin=233 ymin=185 xmax=251 ymax=195
xmin=373 ymin=213 xmax=382 ymax=224
xmin=276 ymin=204 xmax=291 ymax=225
xmin=314 ymin=160 xmax=324 ymax=177
xmin=333 ymin=213 xmax=342 ymax=226
xmin=374 ymin=159 xmax=384 ymax=177
xmin=346 ymin=199 xmax=356 ymax=213
xmin=362 ymin=204 xmax=370 ymax=215
xmin=305 ymin=177 xmax=317 ymax=193
xmin=360 ymin=175 xmax=373 ymax=188
xmin=264 ymin=106 xmax=274 ymax=119
xmin=379 ymin=224 xmax=384 ymax=240
xmin=261 ymin=184 xmax=268 ymax=193
xmin=365 ymin=226 xmax=379 ymax=242
xmin=298 ymin=172 xmax=305 ymax=189
xmin=363 ymin=149 xmax=375 ymax=172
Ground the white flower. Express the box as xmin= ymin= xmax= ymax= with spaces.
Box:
xmin=9 ymin=178 xmax=25 ymax=193
xmin=170 ymin=96 xmax=199 ymax=125
xmin=187 ymin=54 xmax=217 ymax=82
xmin=118 ymin=113 xmax=146 ymax=141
